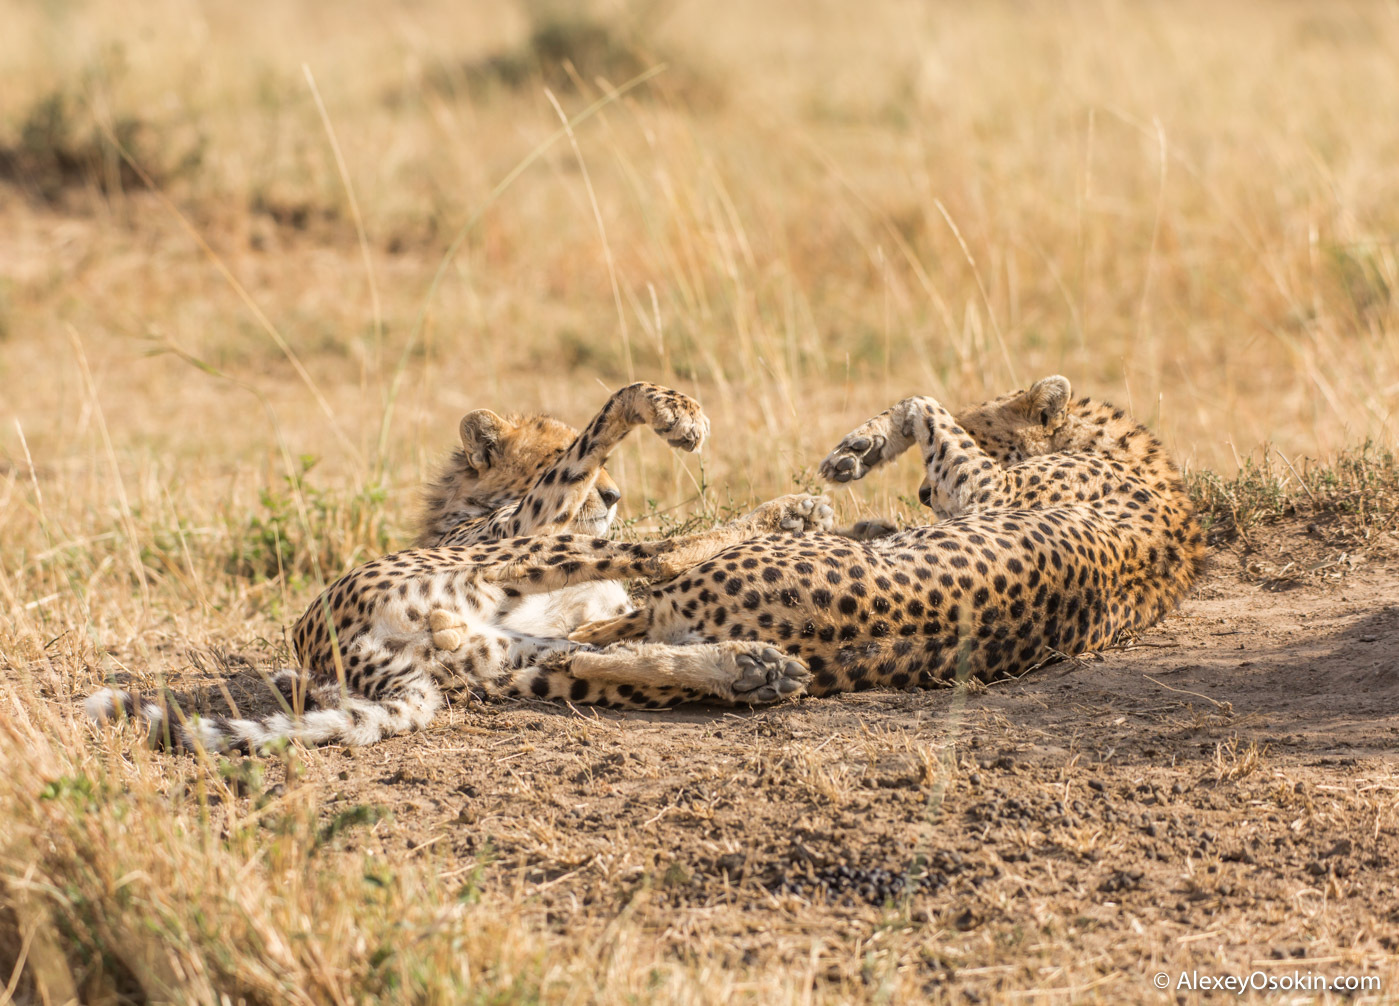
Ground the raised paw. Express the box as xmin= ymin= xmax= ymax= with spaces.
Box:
xmin=818 ymin=428 xmax=891 ymax=483
xmin=620 ymin=382 xmax=710 ymax=452
xmin=750 ymin=493 xmax=835 ymax=534
xmin=429 ymin=609 xmax=467 ymax=652
xmin=732 ymin=645 xmax=810 ymax=704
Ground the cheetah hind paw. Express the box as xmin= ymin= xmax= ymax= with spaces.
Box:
xmin=733 ymin=646 xmax=810 ymax=704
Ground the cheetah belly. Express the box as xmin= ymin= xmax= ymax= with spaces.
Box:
xmin=497 ymin=580 xmax=631 ymax=638
xmin=644 ymin=516 xmax=1130 ymax=692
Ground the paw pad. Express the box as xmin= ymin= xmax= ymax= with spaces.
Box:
xmin=733 ymin=645 xmax=810 ymax=704
xmin=820 ymin=433 xmax=887 ymax=483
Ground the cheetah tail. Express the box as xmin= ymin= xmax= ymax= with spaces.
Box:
xmin=83 ymin=675 xmax=445 ymax=753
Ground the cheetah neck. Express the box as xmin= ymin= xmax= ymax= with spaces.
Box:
xmin=1060 ymin=399 xmax=1183 ymax=483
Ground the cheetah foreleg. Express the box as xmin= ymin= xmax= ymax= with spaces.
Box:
xmin=490 ymin=382 xmax=710 ymax=538
xmin=899 ymin=397 xmax=1014 ymax=516
xmin=480 ymin=493 xmax=834 ymax=594
xmin=503 ymin=633 xmax=587 ymax=667
xmin=819 ymin=403 xmax=920 ymax=483
xmin=824 ymin=396 xmax=1013 ymax=517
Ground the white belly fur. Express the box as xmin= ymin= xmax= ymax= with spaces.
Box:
xmin=496 ymin=580 xmax=631 ymax=639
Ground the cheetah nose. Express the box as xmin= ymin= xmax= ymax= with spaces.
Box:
xmin=598 ymin=486 xmax=621 ymax=508
xmin=918 ymin=485 xmax=933 ymax=507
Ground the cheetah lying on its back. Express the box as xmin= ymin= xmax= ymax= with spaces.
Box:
xmin=87 ymin=382 xmax=834 ymax=750
xmin=517 ymin=374 xmax=1206 ymax=699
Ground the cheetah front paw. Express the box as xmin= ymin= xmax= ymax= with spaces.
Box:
xmin=621 ymin=382 xmax=710 ymax=452
xmin=819 ymin=426 xmax=894 ymax=483
xmin=748 ymin=493 xmax=835 ymax=534
xmin=732 ymin=645 xmax=810 ymax=704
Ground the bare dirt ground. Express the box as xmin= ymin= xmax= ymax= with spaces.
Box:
xmin=84 ymin=520 xmax=1399 ymax=1000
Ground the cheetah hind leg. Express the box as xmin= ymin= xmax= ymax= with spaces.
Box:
xmin=503 ymin=641 xmax=810 ymax=707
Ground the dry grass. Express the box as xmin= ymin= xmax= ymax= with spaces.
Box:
xmin=2 ymin=0 xmax=1399 ymax=1001
xmin=1190 ymin=441 xmax=1399 ymax=544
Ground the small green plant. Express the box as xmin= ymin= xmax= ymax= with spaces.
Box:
xmin=225 ymin=456 xmax=393 ymax=587
xmin=618 ymin=458 xmax=746 ymax=539
xmin=1188 ymin=455 xmax=1297 ymax=541
xmin=39 ymin=775 xmax=98 ymax=810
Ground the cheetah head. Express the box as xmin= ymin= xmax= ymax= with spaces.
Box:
xmin=451 ymin=410 xmax=621 ymax=535
xmin=953 ymin=375 xmax=1074 ymax=465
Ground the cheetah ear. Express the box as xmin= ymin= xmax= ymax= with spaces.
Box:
xmin=459 ymin=410 xmax=511 ymax=471
xmin=1025 ymin=376 xmax=1072 ymax=427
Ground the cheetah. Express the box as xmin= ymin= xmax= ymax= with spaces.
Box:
xmin=501 ymin=374 xmax=1206 ymax=699
xmin=86 ymin=381 xmax=833 ymax=750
